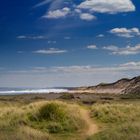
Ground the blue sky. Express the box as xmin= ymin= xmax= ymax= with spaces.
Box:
xmin=0 ymin=0 xmax=140 ymax=87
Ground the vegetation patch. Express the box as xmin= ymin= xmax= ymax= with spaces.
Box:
xmin=28 ymin=101 xmax=86 ymax=133
xmin=88 ymin=103 xmax=140 ymax=140
xmin=1 ymin=94 xmax=140 ymax=140
xmin=59 ymin=94 xmax=75 ymax=100
xmin=17 ymin=126 xmax=50 ymax=140
xmin=88 ymin=122 xmax=140 ymax=140
xmin=91 ymin=103 xmax=140 ymax=123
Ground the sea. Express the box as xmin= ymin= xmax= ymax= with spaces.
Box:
xmin=0 ymin=87 xmax=69 ymax=95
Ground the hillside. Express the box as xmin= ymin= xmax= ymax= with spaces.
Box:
xmin=74 ymin=76 xmax=140 ymax=94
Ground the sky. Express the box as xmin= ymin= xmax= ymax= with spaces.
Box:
xmin=0 ymin=0 xmax=140 ymax=88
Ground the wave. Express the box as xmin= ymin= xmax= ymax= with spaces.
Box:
xmin=0 ymin=88 xmax=68 ymax=95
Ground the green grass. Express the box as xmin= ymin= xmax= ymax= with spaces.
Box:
xmin=88 ymin=122 xmax=140 ymax=140
xmin=91 ymin=103 xmax=140 ymax=123
xmin=0 ymin=100 xmax=87 ymax=140
xmin=88 ymin=102 xmax=140 ymax=140
xmin=0 ymin=94 xmax=140 ymax=140
xmin=27 ymin=101 xmax=86 ymax=133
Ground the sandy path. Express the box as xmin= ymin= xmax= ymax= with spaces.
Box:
xmin=80 ymin=108 xmax=99 ymax=136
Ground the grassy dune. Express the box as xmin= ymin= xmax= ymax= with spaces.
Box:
xmin=0 ymin=94 xmax=140 ymax=140
xmin=0 ymin=101 xmax=88 ymax=140
xmin=28 ymin=101 xmax=86 ymax=133
xmin=88 ymin=102 xmax=140 ymax=140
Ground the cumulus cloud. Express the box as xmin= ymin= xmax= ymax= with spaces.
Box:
xmin=43 ymin=7 xmax=71 ymax=19
xmin=120 ymin=61 xmax=140 ymax=67
xmin=110 ymin=27 xmax=140 ymax=38
xmin=87 ymin=45 xmax=97 ymax=49
xmin=17 ymin=35 xmax=47 ymax=40
xmin=33 ymin=48 xmax=67 ymax=54
xmin=43 ymin=6 xmax=96 ymax=21
xmin=35 ymin=0 xmax=135 ymax=22
xmin=79 ymin=13 xmax=96 ymax=21
xmin=78 ymin=0 xmax=135 ymax=14
xmin=103 ymin=44 xmax=140 ymax=55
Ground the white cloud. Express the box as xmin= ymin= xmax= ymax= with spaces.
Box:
xmin=110 ymin=27 xmax=140 ymax=38
xmin=80 ymin=13 xmax=96 ymax=21
xmin=120 ymin=61 xmax=140 ymax=67
xmin=43 ymin=7 xmax=71 ymax=19
xmin=33 ymin=48 xmax=67 ymax=54
xmin=103 ymin=44 xmax=140 ymax=55
xmin=35 ymin=0 xmax=135 ymax=22
xmin=78 ymin=0 xmax=135 ymax=14
xmin=87 ymin=45 xmax=97 ymax=49
xmin=103 ymin=45 xmax=118 ymax=51
xmin=97 ymin=34 xmax=104 ymax=37
xmin=17 ymin=35 xmax=47 ymax=40
xmin=74 ymin=8 xmax=82 ymax=14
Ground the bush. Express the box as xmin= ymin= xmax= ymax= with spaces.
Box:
xmin=36 ymin=103 xmax=66 ymax=121
xmin=59 ymin=94 xmax=74 ymax=100
xmin=28 ymin=101 xmax=86 ymax=133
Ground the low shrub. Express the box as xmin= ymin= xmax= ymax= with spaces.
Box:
xmin=28 ymin=101 xmax=86 ymax=133
xmin=59 ymin=94 xmax=75 ymax=100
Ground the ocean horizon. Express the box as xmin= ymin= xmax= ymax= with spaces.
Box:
xmin=0 ymin=87 xmax=69 ymax=95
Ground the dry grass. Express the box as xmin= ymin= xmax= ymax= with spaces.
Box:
xmin=88 ymin=102 xmax=140 ymax=140
xmin=91 ymin=103 xmax=140 ymax=123
xmin=17 ymin=126 xmax=50 ymax=140
xmin=0 ymin=101 xmax=87 ymax=140
xmin=27 ymin=101 xmax=86 ymax=133
xmin=0 ymin=96 xmax=140 ymax=140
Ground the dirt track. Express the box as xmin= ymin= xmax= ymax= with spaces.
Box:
xmin=80 ymin=108 xmax=99 ymax=136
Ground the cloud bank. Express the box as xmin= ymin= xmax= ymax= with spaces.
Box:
xmin=103 ymin=44 xmax=140 ymax=55
xmin=1 ymin=62 xmax=140 ymax=87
